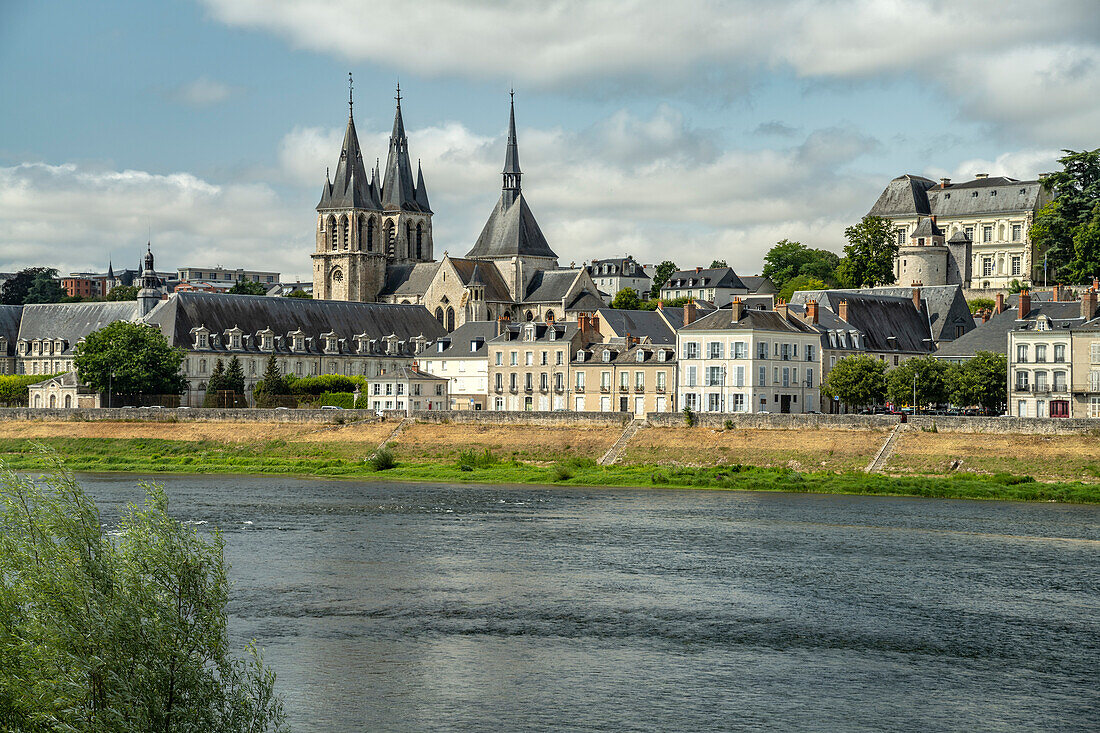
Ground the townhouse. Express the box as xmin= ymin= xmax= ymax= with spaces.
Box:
xmin=419 ymin=321 xmax=493 ymax=410
xmin=486 ymin=316 xmax=598 ymax=411
xmin=571 ymin=340 xmax=677 ymax=416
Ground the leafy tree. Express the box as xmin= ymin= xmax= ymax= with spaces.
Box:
xmin=224 ymin=355 xmax=246 ymax=395
xmin=946 ymin=351 xmax=1007 ymax=413
xmin=285 ymin=289 xmax=312 ymax=299
xmin=1068 ymin=205 xmax=1100 ymax=283
xmin=0 ymin=373 xmax=64 ymax=404
xmin=1007 ymin=279 xmax=1028 ymax=294
xmin=0 ymin=267 xmax=58 ymax=305
xmin=967 ymin=297 xmax=995 ymax=314
xmin=778 ymin=275 xmax=827 ymax=303
xmin=762 ymin=240 xmax=840 ymax=293
xmin=23 ymin=270 xmax=65 ymax=304
xmin=836 ymin=216 xmax=897 ymax=288
xmin=254 ymin=355 xmax=292 ymax=407
xmin=709 ymin=259 xmax=728 ymax=268
xmin=0 ymin=461 xmax=287 ymax=731
xmin=611 ymin=287 xmax=643 ymax=310
xmin=106 ymin=285 xmax=138 ymax=301
xmin=651 ymin=260 xmax=678 ymax=293
xmin=74 ymin=321 xmax=187 ymax=397
xmin=821 ymin=355 xmax=887 ymax=408
xmin=886 ymin=356 xmax=948 ymax=409
xmin=228 ymin=280 xmax=268 ymax=296
xmin=1030 ymin=149 xmax=1100 ymax=282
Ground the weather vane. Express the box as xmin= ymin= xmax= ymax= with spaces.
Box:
xmin=348 ymin=72 xmax=353 ymax=113
xmin=395 ymin=81 xmax=401 ymax=105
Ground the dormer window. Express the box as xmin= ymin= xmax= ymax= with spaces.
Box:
xmin=636 ymin=350 xmax=645 ymax=363
xmin=548 ymin=328 xmax=557 ymax=341
xmin=232 ymin=335 xmax=241 ymax=349
xmin=576 ymin=350 xmax=586 ymax=362
xmin=602 ymin=350 xmax=612 ymax=363
xmin=657 ymin=350 xmax=667 ymax=362
xmin=524 ymin=324 xmax=536 ymax=341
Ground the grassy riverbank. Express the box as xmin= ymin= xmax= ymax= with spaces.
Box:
xmin=2 ymin=436 xmax=1098 ymax=504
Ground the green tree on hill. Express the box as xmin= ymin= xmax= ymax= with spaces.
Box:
xmin=106 ymin=285 xmax=138 ymax=301
xmin=1030 ymin=149 xmax=1100 ymax=283
xmin=779 ymin=275 xmax=827 ymax=303
xmin=762 ymin=240 xmax=840 ymax=294
xmin=651 ymin=260 xmax=678 ymax=293
xmin=709 ymin=259 xmax=728 ymax=268
xmin=0 ymin=462 xmax=287 ymax=731
xmin=611 ymin=287 xmax=643 ymax=310
xmin=1 ymin=267 xmax=58 ymax=305
xmin=228 ymin=280 xmax=268 ymax=296
xmin=74 ymin=321 xmax=186 ymax=397
xmin=23 ymin=270 xmax=65 ymax=304
xmin=821 ymin=355 xmax=887 ymax=409
xmin=836 ymin=216 xmax=897 ymax=288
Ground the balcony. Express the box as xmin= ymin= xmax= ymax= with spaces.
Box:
xmin=634 ymin=385 xmax=645 ymax=392
xmin=494 ymin=387 xmax=503 ymax=394
xmin=554 ymin=386 xmax=564 ymax=393
xmin=619 ymin=384 xmax=629 ymax=392
xmin=509 ymin=387 xmax=518 ymax=394
xmin=600 ymin=386 xmax=611 ymax=393
xmin=575 ymin=386 xmax=585 ymax=393
xmin=655 ymin=386 xmax=666 ymax=393
xmin=524 ymin=387 xmax=533 ymax=393
xmin=1014 ymin=384 xmax=1031 ymax=392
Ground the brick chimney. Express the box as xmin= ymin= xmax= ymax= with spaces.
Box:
xmin=995 ymin=292 xmax=1005 ymax=314
xmin=940 ymin=177 xmax=951 ymax=188
xmin=1083 ymin=289 xmax=1098 ymax=320
xmin=980 ymin=309 xmax=990 ymax=324
xmin=1052 ymin=284 xmax=1061 ymax=302
xmin=731 ymin=297 xmax=744 ymax=322
xmin=1019 ymin=290 xmax=1031 ymax=319
xmin=838 ymin=299 xmax=849 ymax=323
xmin=590 ymin=313 xmax=601 ymax=335
xmin=496 ymin=314 xmax=510 ymax=336
xmin=683 ymin=300 xmax=698 ymax=326
xmin=807 ymin=299 xmax=819 ymax=324
xmin=775 ymin=299 xmax=789 ymax=321
xmin=911 ymin=283 xmax=922 ymax=312
xmin=695 ymin=266 xmax=701 ymax=273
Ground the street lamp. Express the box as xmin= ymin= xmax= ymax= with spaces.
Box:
xmin=108 ymin=368 xmax=113 ymax=409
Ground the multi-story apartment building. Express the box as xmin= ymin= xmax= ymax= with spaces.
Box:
xmin=419 ymin=321 xmax=493 ymax=410
xmin=177 ymin=266 xmax=281 ymax=286
xmin=586 ymin=256 xmax=652 ymax=301
xmin=869 ymin=173 xmax=1051 ymax=290
xmin=677 ymin=299 xmax=821 ymax=414
xmin=366 ymin=365 xmax=449 ymax=415
xmin=571 ymin=340 xmax=677 ymax=416
xmin=487 ymin=317 xmax=597 ymax=411
xmin=660 ymin=267 xmax=749 ymax=307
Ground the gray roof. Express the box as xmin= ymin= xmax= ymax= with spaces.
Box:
xmin=739 ymin=276 xmax=776 ymax=294
xmin=317 ymin=113 xmax=381 ymax=211
xmin=490 ymin=321 xmax=580 ymax=344
xmin=582 ymin=343 xmax=677 ymax=365
xmin=388 ymin=366 xmax=448 ymax=382
xmin=565 ymin=291 xmax=607 ymax=312
xmin=681 ymin=307 xmax=813 ymax=333
xmin=466 ymin=192 xmax=557 ymax=260
xmin=0 ymin=305 xmax=23 ymax=355
xmin=794 ymin=294 xmax=934 ymax=353
xmin=378 ymin=262 xmax=441 ymax=298
xmin=449 ymin=258 xmax=512 ymax=303
xmin=524 ymin=270 xmax=578 ymax=303
xmin=143 ymin=291 xmax=445 ymax=354
xmin=869 ymin=174 xmax=1044 ymax=219
xmin=586 ymin=257 xmax=648 ymax=278
xmin=595 ymin=308 xmax=676 ymax=344
xmin=790 ymin=285 xmax=974 ymax=343
xmin=911 ymin=217 xmax=942 ymax=238
xmin=428 ymin=321 xmax=496 ymax=357
xmin=380 ymin=98 xmax=428 ymax=213
xmin=948 ymin=230 xmax=971 ymax=243
xmin=934 ymin=301 xmax=1084 ymax=358
xmin=868 ymin=174 xmax=935 ymax=217
xmin=18 ymin=302 xmax=141 ymax=353
xmin=663 ymin=267 xmax=746 ymax=291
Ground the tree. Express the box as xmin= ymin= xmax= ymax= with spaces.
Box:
xmin=821 ymin=355 xmax=887 ymax=408
xmin=761 ymin=240 xmax=840 ymax=294
xmin=778 ymin=275 xmax=827 ymax=303
xmin=651 ymin=260 xmax=678 ymax=293
xmin=1029 ymin=149 xmax=1100 ymax=282
xmin=611 ymin=287 xmax=643 ymax=310
xmin=946 ymin=351 xmax=1007 ymax=413
xmin=228 ymin=280 xmax=268 ymax=296
xmin=709 ymin=259 xmax=728 ymax=268
xmin=253 ymin=355 xmax=291 ymax=408
xmin=106 ymin=285 xmax=138 ymax=301
xmin=886 ymin=356 xmax=949 ymax=409
xmin=836 ymin=216 xmax=897 ymax=288
xmin=224 ymin=355 xmax=246 ymax=395
xmin=967 ymin=297 xmax=995 ymax=314
xmin=0 ymin=461 xmax=287 ymax=731
xmin=285 ymin=289 xmax=312 ymax=299
xmin=23 ymin=271 xmax=65 ymax=304
xmin=0 ymin=267 xmax=58 ymax=305
xmin=74 ymin=321 xmax=187 ymax=397
xmin=207 ymin=359 xmax=226 ymax=395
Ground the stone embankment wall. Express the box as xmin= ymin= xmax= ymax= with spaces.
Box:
xmin=647 ymin=412 xmax=899 ymax=430
xmin=0 ymin=407 xmax=377 ymax=424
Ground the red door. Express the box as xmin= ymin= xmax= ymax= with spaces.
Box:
xmin=1050 ymin=400 xmax=1069 ymax=418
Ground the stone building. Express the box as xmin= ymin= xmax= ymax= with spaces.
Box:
xmin=27 ymin=372 xmax=101 ymax=409
xmin=365 ymin=365 xmax=449 ymax=415
xmin=586 ymin=256 xmax=652 ymax=301
xmin=571 ymin=340 xmax=677 ymax=415
xmin=15 ymin=301 xmax=141 ymax=377
xmin=869 ymin=173 xmax=1051 ymax=290
xmin=418 ymin=321 xmax=494 ymax=411
xmin=486 ymin=317 xmax=599 ymax=411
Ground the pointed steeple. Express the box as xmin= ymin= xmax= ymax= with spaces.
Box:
xmin=317 ymin=75 xmax=380 ymax=212
xmin=381 ymin=83 xmax=425 ymax=212
xmin=502 ymin=90 xmax=522 ymax=206
xmin=415 ymin=159 xmax=432 ymax=213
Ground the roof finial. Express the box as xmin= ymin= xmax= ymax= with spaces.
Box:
xmin=395 ymin=81 xmax=401 ymax=106
xmin=348 ymin=71 xmax=354 ymax=114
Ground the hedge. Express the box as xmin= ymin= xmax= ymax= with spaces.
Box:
xmin=0 ymin=373 xmax=64 ymax=404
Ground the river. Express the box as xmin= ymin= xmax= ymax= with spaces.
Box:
xmin=81 ymin=474 xmax=1100 ymax=732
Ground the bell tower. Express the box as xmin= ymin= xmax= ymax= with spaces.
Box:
xmin=379 ymin=83 xmax=434 ymax=264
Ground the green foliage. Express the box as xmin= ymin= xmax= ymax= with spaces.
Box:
xmin=318 ymin=392 xmax=355 ymax=409
xmin=253 ymin=355 xmax=291 ymax=407
xmin=74 ymin=321 xmax=187 ymax=396
xmin=709 ymin=259 xmax=728 ymax=268
xmin=1029 ymin=149 xmax=1100 ymax=282
xmin=551 ymin=463 xmax=574 ymax=481
xmin=0 ymin=373 xmax=63 ymax=404
xmin=651 ymin=260 xmax=678 ymax=292
xmin=456 ymin=448 xmax=496 ymax=470
xmin=683 ymin=407 xmax=696 ymax=427
xmin=284 ymin=290 xmax=312 ymax=299
xmin=610 ymin=287 xmax=643 ymax=310
xmin=967 ymin=297 xmax=995 ymax=314
xmin=24 ymin=270 xmax=66 ymax=304
xmin=228 ymin=280 xmax=268 ymax=296
xmin=0 ymin=460 xmax=287 ymax=731
xmin=837 ymin=216 xmax=897 ymax=287
xmin=945 ymin=351 xmax=1007 ymax=412
xmin=207 ymin=359 xmax=226 ymax=394
xmin=821 ymin=355 xmax=887 ymax=408
xmin=762 ymin=239 xmax=841 ymax=294
xmin=723 ymin=419 xmax=734 ymax=431
xmin=1007 ymin=278 xmax=1029 ymax=294
xmin=1 ymin=267 xmax=59 ymax=305
xmin=660 ymin=296 xmax=695 ymax=308
xmin=224 ymin=356 xmax=246 ymax=395
xmin=778 ymin=275 xmax=827 ymax=303
xmin=886 ymin=356 xmax=949 ymax=408
xmin=287 ymin=374 xmax=365 ymax=396
xmin=368 ymin=447 xmax=396 ymax=471
xmin=106 ymin=285 xmax=139 ymax=301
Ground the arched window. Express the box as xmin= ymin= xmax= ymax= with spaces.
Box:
xmin=545 ymin=310 xmax=555 ymax=323
xmin=49 ymin=394 xmax=56 ymax=408
xmin=341 ymin=216 xmax=349 ymax=249
xmin=487 ymin=307 xmax=494 ymax=321
xmin=525 ymin=310 xmax=534 ymax=322
xmin=329 ymin=216 xmax=338 ymax=250
xmin=33 ymin=394 xmax=41 ymax=408
xmin=406 ymin=222 xmax=413 ymax=257
xmin=445 ymin=307 xmax=455 ymax=332
xmin=435 ymin=307 xmax=445 ymax=325
xmin=64 ymin=394 xmax=72 ymax=408
xmin=416 ymin=222 xmax=423 ymax=259
xmin=366 ymin=217 xmax=375 ymax=251
xmin=385 ymin=220 xmax=395 ymax=259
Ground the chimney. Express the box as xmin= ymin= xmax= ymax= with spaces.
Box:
xmin=1083 ymin=289 xmax=1098 ymax=320
xmin=995 ymin=292 xmax=1005 ymax=314
xmin=975 ymin=172 xmax=989 ymax=179
xmin=683 ymin=300 xmax=698 ymax=326
xmin=911 ymin=283 xmax=922 ymax=312
xmin=1093 ymin=276 xmax=1098 ymax=291
xmin=590 ymin=313 xmax=600 ymax=335
xmin=838 ymin=299 xmax=849 ymax=323
xmin=775 ymin=299 xmax=789 ymax=321
xmin=695 ymin=266 xmax=702 ymax=273
xmin=939 ymin=177 xmax=951 ymax=188
xmin=496 ymin=315 xmax=509 ymax=337
xmin=807 ymin=299 xmax=819 ymax=324
xmin=731 ymin=297 xmax=744 ymax=322
xmin=1019 ymin=290 xmax=1031 ymax=319
xmin=980 ymin=309 xmax=990 ymax=324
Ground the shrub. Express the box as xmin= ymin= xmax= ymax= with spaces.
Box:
xmin=289 ymin=374 xmax=366 ymax=396
xmin=318 ymin=391 xmax=355 ymax=409
xmin=683 ymin=407 xmax=696 ymax=427
xmin=0 ymin=373 xmax=63 ymax=404
xmin=724 ymin=418 xmax=734 ymax=431
xmin=456 ymin=448 xmax=496 ymax=470
xmin=551 ymin=463 xmax=574 ymax=481
xmin=368 ymin=447 xmax=397 ymax=471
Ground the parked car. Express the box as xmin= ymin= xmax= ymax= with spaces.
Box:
xmin=321 ymin=405 xmax=343 ymax=410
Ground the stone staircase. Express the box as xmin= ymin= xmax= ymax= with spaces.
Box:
xmin=598 ymin=418 xmax=645 ymax=466
xmin=375 ymin=417 xmax=412 ymax=453
xmin=865 ymin=424 xmax=901 ymax=473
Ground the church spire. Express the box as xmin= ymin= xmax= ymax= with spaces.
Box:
xmin=317 ymin=78 xmax=379 ymax=211
xmin=381 ymin=82 xmax=424 ymax=211
xmin=502 ymin=89 xmax=521 ymax=206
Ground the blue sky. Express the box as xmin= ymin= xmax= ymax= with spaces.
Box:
xmin=2 ymin=0 xmax=1097 ymax=280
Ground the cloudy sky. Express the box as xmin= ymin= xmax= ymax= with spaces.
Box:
xmin=2 ymin=0 xmax=1097 ymax=280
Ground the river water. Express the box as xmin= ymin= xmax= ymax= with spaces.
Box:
xmin=81 ymin=474 xmax=1100 ymax=732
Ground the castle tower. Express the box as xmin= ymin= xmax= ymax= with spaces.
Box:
xmin=380 ymin=83 xmax=433 ymax=264
xmin=137 ymin=244 xmax=162 ymax=316
xmin=312 ymin=74 xmax=388 ymax=301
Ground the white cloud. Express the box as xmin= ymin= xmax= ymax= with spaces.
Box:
xmin=167 ymin=76 xmax=242 ymax=107
xmin=200 ymin=0 xmax=1100 ymax=144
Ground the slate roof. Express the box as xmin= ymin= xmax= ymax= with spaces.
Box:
xmin=317 ymin=113 xmax=381 ymax=211
xmin=933 ymin=301 xmax=1084 ymax=358
xmin=378 ymin=262 xmax=441 ymax=298
xmin=586 ymin=257 xmax=648 ymax=278
xmin=427 ymin=321 xmax=496 ymax=358
xmin=565 ymin=291 xmax=607 ymax=311
xmin=448 ymin=258 xmax=512 ymax=303
xmin=662 ymin=267 xmax=747 ymax=291
xmin=18 ymin=302 xmax=141 ymax=354
xmin=0 ymin=305 xmax=23 ymax=355
xmin=595 ymin=308 xmax=676 ymax=345
xmin=143 ymin=292 xmax=445 ymax=354
xmin=739 ymin=276 xmax=776 ymax=294
xmin=680 ymin=307 xmax=814 ymax=333
xmin=581 ymin=343 xmax=677 ymax=365
xmin=490 ymin=321 xmax=581 ymax=344
xmin=868 ymin=174 xmax=935 ymax=217
xmin=911 ymin=217 xmax=943 ymax=238
xmin=792 ymin=294 xmax=934 ymax=353
xmin=466 ymin=192 xmax=557 ymax=260
xmin=869 ymin=174 xmax=1044 ymax=219
xmin=524 ymin=270 xmax=579 ymax=303
xmin=790 ymin=285 xmax=974 ymax=343
xmin=380 ymin=98 xmax=427 ymax=213
xmin=387 ymin=366 xmax=448 ymax=382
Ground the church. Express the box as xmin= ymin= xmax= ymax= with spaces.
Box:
xmin=311 ymin=84 xmax=603 ymax=331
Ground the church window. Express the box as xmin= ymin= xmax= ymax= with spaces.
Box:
xmin=416 ymin=222 xmax=423 ymax=259
xmin=342 ymin=216 xmax=349 ymax=249
xmin=332 ymin=269 xmax=343 ymax=283
xmin=330 ymin=217 xmax=338 ymax=250
xmin=435 ymin=307 xmax=444 ymax=325
xmin=445 ymin=307 xmax=455 ymax=332
xmin=525 ymin=310 xmax=534 ymax=322
xmin=546 ymin=310 xmax=555 ymax=323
